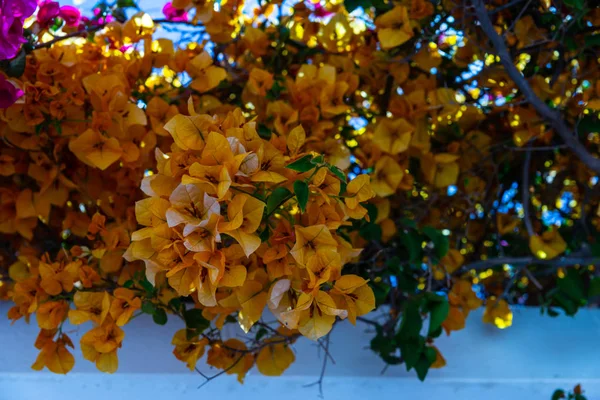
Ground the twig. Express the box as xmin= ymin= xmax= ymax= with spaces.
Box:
xmin=523 ymin=267 xmax=543 ymax=290
xmin=505 ymin=144 xmax=568 ymax=152
xmin=357 ymin=316 xmax=380 ymax=327
xmin=456 ymin=255 xmax=600 ymax=274
xmin=472 ymin=0 xmax=600 ymax=174
xmin=196 ymin=354 xmax=244 ymax=389
xmin=304 ymin=330 xmax=333 ymax=398
xmin=34 ymin=25 xmax=104 ymax=50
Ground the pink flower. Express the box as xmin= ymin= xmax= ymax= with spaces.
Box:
xmin=37 ymin=0 xmax=60 ymax=27
xmin=0 ymin=0 xmax=37 ymax=60
xmin=0 ymin=74 xmax=24 ymax=109
xmin=309 ymin=1 xmax=333 ymax=18
xmin=162 ymin=2 xmax=188 ymax=22
xmin=59 ymin=5 xmax=81 ymax=27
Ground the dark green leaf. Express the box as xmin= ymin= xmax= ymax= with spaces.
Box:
xmin=585 ymin=34 xmax=600 ymax=48
xmin=557 ymin=269 xmax=586 ymax=303
xmin=344 ymin=0 xmax=368 ymax=13
xmin=117 ymin=0 xmax=137 ymax=7
xmin=255 ymin=327 xmax=268 ymax=342
xmin=422 ymin=226 xmax=449 ymax=260
xmin=399 ymin=231 xmax=422 ymax=263
xmin=589 ymin=277 xmax=600 ymax=297
xmin=564 ymin=0 xmax=584 ymax=10
xmin=311 ymin=155 xmax=324 ymax=165
xmin=286 ymin=155 xmax=315 ymax=172
xmin=123 ymin=280 xmax=134 ymax=289
xmin=266 ymin=187 xmax=292 ymax=215
xmin=552 ymin=390 xmax=566 ymax=400
xmin=370 ymin=281 xmax=390 ymax=306
xmin=140 ymin=277 xmax=155 ymax=295
xmin=168 ymin=297 xmax=185 ymax=314
xmin=184 ymin=308 xmax=211 ymax=339
xmin=293 ymin=180 xmax=309 ymax=212
xmin=257 ymin=123 xmax=272 ymax=139
xmin=399 ymin=217 xmax=417 ymax=229
xmin=426 ymin=294 xmax=449 ymax=336
xmin=365 ymin=203 xmax=378 ymax=222
xmin=1 ymin=50 xmax=27 ymax=77
xmin=398 ymin=299 xmax=423 ymax=340
xmin=153 ymin=308 xmax=168 ymax=325
xmin=328 ymin=165 xmax=347 ymax=183
xmin=360 ymin=222 xmax=382 ymax=241
xmin=141 ymin=301 xmax=156 ymax=315
xmin=414 ymin=347 xmax=436 ymax=381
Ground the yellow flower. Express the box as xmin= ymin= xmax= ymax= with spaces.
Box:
xmin=529 ymin=229 xmax=567 ymax=260
xmin=373 ymin=118 xmax=414 ymax=155
xmin=375 ymin=6 xmax=413 ymax=50
xmin=482 ymin=297 xmax=513 ymax=329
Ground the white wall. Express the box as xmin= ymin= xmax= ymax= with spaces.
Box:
xmin=1 ymin=303 xmax=600 ymax=399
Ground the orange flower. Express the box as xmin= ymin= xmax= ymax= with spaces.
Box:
xmin=109 ymin=288 xmax=142 ymax=326
xmin=80 ymin=321 xmax=125 ymax=374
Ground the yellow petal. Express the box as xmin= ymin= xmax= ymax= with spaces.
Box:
xmin=256 ymin=343 xmax=295 ymax=376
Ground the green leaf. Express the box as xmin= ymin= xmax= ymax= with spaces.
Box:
xmin=399 ymin=231 xmax=422 ymax=263
xmin=123 ymin=280 xmax=134 ymax=289
xmin=557 ymin=269 xmax=586 ymax=302
xmin=140 ymin=277 xmax=155 ymax=295
xmin=184 ymin=308 xmax=211 ymax=340
xmin=1 ymin=50 xmax=27 ymax=78
xmin=589 ymin=277 xmax=600 ymax=297
xmin=328 ymin=165 xmax=347 ymax=183
xmin=168 ymin=297 xmax=185 ymax=314
xmin=344 ymin=0 xmax=368 ymax=12
xmin=311 ymin=155 xmax=324 ymax=165
xmin=398 ymin=299 xmax=423 ymax=340
xmin=552 ymin=390 xmax=566 ymax=400
xmin=564 ymin=0 xmax=584 ymax=10
xmin=414 ymin=347 xmax=436 ymax=381
xmin=369 ymin=281 xmax=390 ymax=306
xmin=364 ymin=203 xmax=378 ymax=222
xmin=585 ymin=34 xmax=600 ymax=48
xmin=359 ymin=222 xmax=382 ymax=241
xmin=370 ymin=326 xmax=402 ymax=365
xmin=422 ymin=226 xmax=449 ymax=260
xmin=141 ymin=301 xmax=156 ymax=315
xmin=117 ymin=0 xmax=137 ymax=7
xmin=426 ymin=294 xmax=449 ymax=336
xmin=293 ymin=180 xmax=309 ymax=213
xmin=399 ymin=217 xmax=417 ymax=229
xmin=286 ymin=155 xmax=315 ymax=172
xmin=257 ymin=123 xmax=272 ymax=139
xmin=153 ymin=308 xmax=168 ymax=325
xmin=266 ymin=187 xmax=292 ymax=215
xmin=255 ymin=327 xmax=268 ymax=342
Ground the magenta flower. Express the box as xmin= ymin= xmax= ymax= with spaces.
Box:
xmin=59 ymin=5 xmax=81 ymax=27
xmin=308 ymin=1 xmax=333 ymax=18
xmin=0 ymin=0 xmax=38 ymax=60
xmin=37 ymin=0 xmax=60 ymax=27
xmin=162 ymin=2 xmax=188 ymax=22
xmin=0 ymin=74 xmax=24 ymax=109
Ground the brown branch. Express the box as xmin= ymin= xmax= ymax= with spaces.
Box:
xmin=33 ymin=25 xmax=104 ymax=50
xmin=472 ymin=0 xmax=600 ymax=175
xmin=456 ymin=255 xmax=600 ymax=274
xmin=33 ymin=19 xmax=203 ymax=51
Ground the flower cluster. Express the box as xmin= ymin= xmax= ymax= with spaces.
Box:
xmin=2 ymin=0 xmax=600 ymax=384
